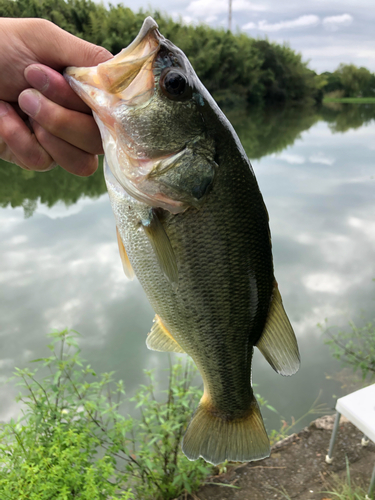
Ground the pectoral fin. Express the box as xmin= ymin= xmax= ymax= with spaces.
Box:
xmin=256 ymin=284 xmax=300 ymax=376
xmin=142 ymin=210 xmax=178 ymax=284
xmin=146 ymin=315 xmax=185 ymax=353
xmin=116 ymin=227 xmax=135 ymax=280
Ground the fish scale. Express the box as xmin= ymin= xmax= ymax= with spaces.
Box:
xmin=65 ymin=16 xmax=300 ymax=465
xmin=112 ymin=141 xmax=273 ymax=417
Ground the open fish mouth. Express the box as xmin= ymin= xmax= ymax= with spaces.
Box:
xmin=64 ymin=17 xmax=162 ymax=112
xmin=65 ymin=17 xmax=214 ymax=214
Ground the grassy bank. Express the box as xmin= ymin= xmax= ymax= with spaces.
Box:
xmin=323 ymin=97 xmax=375 ymax=104
xmin=0 ymin=329 xmax=321 ymax=499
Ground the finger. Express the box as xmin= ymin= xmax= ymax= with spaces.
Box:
xmin=19 ymin=89 xmax=103 ymax=155
xmin=0 ymin=101 xmax=54 ymax=171
xmin=0 ymin=136 xmax=31 ymax=169
xmin=31 ymin=120 xmax=98 ymax=176
xmin=25 ymin=64 xmax=91 ymax=113
xmin=23 ymin=19 xmax=112 ymax=69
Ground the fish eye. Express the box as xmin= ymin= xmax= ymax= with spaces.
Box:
xmin=160 ymin=70 xmax=191 ymax=100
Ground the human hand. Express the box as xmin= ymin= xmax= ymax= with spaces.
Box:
xmin=0 ymin=18 xmax=112 ymax=175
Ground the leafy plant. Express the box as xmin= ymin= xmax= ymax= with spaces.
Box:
xmin=322 ymin=316 xmax=375 ymax=380
xmin=0 ymin=329 xmax=211 ymax=499
xmin=322 ymin=457 xmax=369 ymax=500
xmin=268 ymin=391 xmax=329 ymax=446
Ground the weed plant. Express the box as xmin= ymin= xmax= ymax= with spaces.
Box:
xmin=322 ymin=457 xmax=370 ymax=500
xmin=322 ymin=315 xmax=375 ymax=380
xmin=0 ymin=329 xmax=211 ymax=499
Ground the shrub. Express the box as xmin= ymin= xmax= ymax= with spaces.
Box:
xmin=0 ymin=329 xmax=211 ymax=499
xmin=322 ymin=316 xmax=375 ymax=381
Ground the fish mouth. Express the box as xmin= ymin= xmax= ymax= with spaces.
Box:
xmin=64 ymin=17 xmax=162 ymax=112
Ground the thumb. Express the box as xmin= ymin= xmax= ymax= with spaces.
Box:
xmin=23 ymin=18 xmax=113 ymax=69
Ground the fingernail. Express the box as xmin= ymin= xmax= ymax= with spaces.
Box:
xmin=19 ymin=89 xmax=41 ymax=117
xmin=25 ymin=66 xmax=49 ymax=93
xmin=0 ymin=101 xmax=9 ymax=117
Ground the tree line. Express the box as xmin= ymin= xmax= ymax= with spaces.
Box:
xmin=0 ymin=0 xmax=322 ymax=106
xmin=321 ymin=64 xmax=375 ymax=98
xmin=2 ymin=0 xmax=374 ymax=103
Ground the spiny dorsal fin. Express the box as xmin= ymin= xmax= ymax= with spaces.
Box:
xmin=256 ymin=283 xmax=300 ymax=376
xmin=146 ymin=315 xmax=185 ymax=353
xmin=116 ymin=226 xmax=135 ymax=280
xmin=142 ymin=210 xmax=178 ymax=284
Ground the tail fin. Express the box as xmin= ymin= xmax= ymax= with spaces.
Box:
xmin=182 ymin=396 xmax=270 ymax=465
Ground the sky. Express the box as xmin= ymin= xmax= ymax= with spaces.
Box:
xmin=110 ymin=0 xmax=375 ymax=74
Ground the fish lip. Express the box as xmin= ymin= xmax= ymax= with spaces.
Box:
xmin=64 ymin=16 xmax=162 ymax=95
xmin=119 ymin=16 xmax=161 ymax=60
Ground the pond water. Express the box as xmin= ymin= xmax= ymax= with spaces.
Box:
xmin=0 ymin=103 xmax=374 ymax=433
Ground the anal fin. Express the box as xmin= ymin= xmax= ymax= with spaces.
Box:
xmin=116 ymin=227 xmax=135 ymax=280
xmin=256 ymin=283 xmax=300 ymax=376
xmin=146 ymin=315 xmax=185 ymax=353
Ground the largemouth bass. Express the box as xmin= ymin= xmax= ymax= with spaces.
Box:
xmin=65 ymin=17 xmax=300 ymax=465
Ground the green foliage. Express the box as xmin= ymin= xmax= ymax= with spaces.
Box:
xmin=322 ymin=316 xmax=375 ymax=380
xmin=0 ymin=0 xmax=322 ymax=107
xmin=0 ymin=329 xmax=211 ymax=499
xmin=322 ymin=457 xmax=369 ymax=499
xmin=322 ymin=64 xmax=375 ymax=98
xmin=267 ymin=392 xmax=328 ymax=446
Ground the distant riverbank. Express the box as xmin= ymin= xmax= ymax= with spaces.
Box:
xmin=324 ymin=97 xmax=375 ymax=104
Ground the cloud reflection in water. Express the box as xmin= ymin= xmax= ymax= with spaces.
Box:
xmin=0 ymin=118 xmax=374 ymax=432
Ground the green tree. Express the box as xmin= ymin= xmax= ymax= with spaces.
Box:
xmin=0 ymin=0 xmax=323 ymax=107
xmin=322 ymin=64 xmax=375 ymax=98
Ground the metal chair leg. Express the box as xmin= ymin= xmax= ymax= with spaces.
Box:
xmin=362 ymin=434 xmax=370 ymax=447
xmin=366 ymin=462 xmax=375 ymax=499
xmin=325 ymin=411 xmax=341 ymax=464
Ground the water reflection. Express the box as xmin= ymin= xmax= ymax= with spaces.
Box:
xmin=0 ymin=104 xmax=374 ymax=432
xmin=2 ymin=103 xmax=374 ymax=217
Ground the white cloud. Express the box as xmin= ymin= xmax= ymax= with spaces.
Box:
xmin=243 ymin=21 xmax=256 ymax=30
xmin=323 ymin=13 xmax=353 ymax=31
xmin=309 ymin=153 xmax=335 ymax=165
xmin=205 ymin=15 xmax=218 ymax=23
xmin=187 ymin=0 xmax=267 ymax=18
xmin=244 ymin=14 xmax=320 ymax=32
xmin=271 ymin=152 xmax=306 ymax=164
xmin=303 ymin=273 xmax=349 ymax=294
xmin=348 ymin=217 xmax=375 ymax=243
xmin=35 ymin=197 xmax=99 ymax=219
xmin=170 ymin=12 xmax=197 ymax=25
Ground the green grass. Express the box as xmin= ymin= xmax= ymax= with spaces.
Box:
xmin=323 ymin=97 xmax=375 ymax=104
xmin=322 ymin=457 xmax=370 ymax=500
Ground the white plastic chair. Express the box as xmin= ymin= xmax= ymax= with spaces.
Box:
xmin=325 ymin=384 xmax=375 ymax=499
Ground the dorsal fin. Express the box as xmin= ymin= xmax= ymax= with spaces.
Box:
xmin=116 ymin=226 xmax=135 ymax=280
xmin=146 ymin=315 xmax=185 ymax=353
xmin=256 ymin=283 xmax=300 ymax=376
xmin=141 ymin=210 xmax=178 ymax=284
